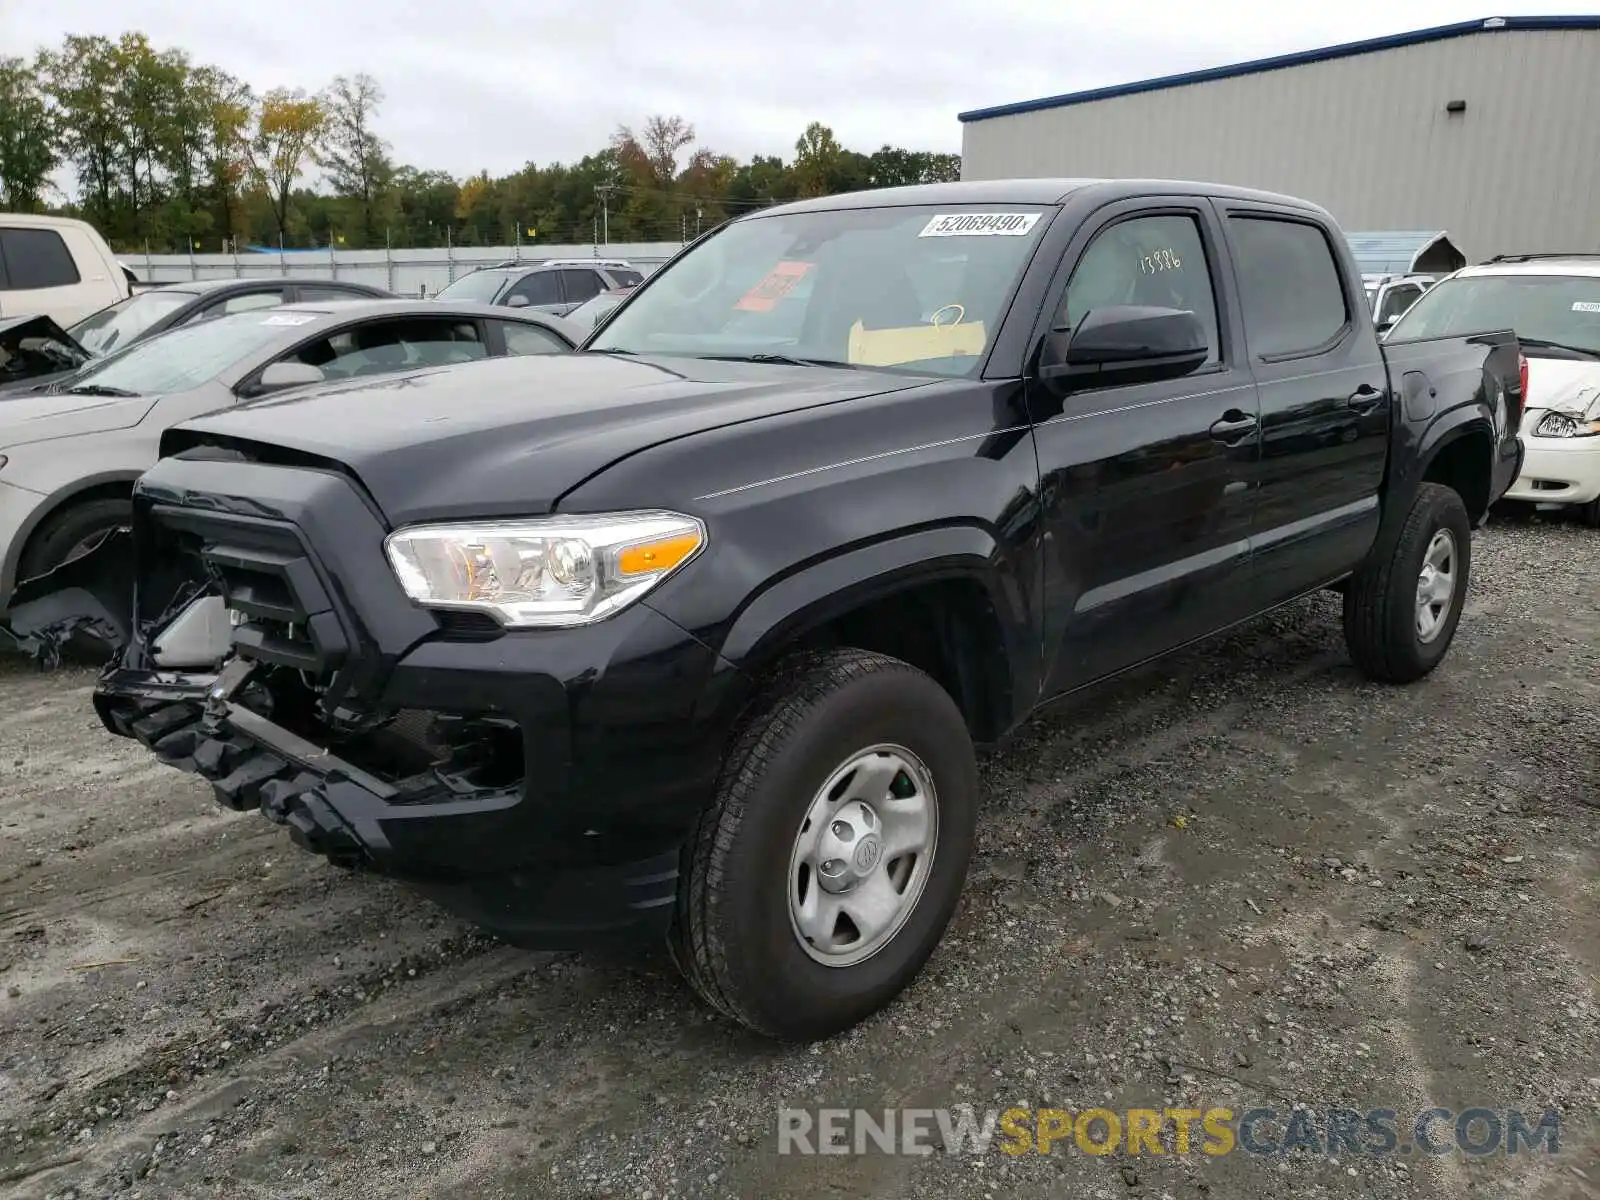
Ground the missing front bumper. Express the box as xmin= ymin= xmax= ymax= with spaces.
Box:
xmin=96 ymin=663 xmax=520 ymax=875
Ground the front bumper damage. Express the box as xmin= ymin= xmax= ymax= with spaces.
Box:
xmin=89 ymin=451 xmax=741 ymax=947
xmin=99 ymin=656 xmax=432 ymax=868
xmin=2 ymin=530 xmax=136 ymax=665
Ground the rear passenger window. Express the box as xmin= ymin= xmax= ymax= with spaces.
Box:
xmin=0 ymin=228 xmax=82 ymax=290
xmin=1227 ymin=216 xmax=1349 ymax=358
xmin=1061 ymin=213 xmax=1221 ymax=367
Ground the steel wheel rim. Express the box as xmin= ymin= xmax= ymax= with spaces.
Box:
xmin=1415 ymin=527 xmax=1457 ymax=644
xmin=787 ymin=743 xmax=939 ymax=968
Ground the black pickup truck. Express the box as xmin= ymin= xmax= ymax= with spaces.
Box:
xmin=82 ymin=179 xmax=1525 ymax=1041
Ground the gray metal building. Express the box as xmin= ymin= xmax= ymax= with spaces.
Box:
xmin=957 ymin=15 xmax=1600 ymax=261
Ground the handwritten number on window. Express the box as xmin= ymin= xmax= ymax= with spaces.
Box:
xmin=1138 ymin=247 xmax=1183 ymax=275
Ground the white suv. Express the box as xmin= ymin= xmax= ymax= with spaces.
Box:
xmin=1384 ymin=254 xmax=1600 ymax=524
xmin=0 ymin=214 xmax=130 ymax=326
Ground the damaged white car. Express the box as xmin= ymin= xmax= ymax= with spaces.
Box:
xmin=1386 ymin=255 xmax=1600 ymax=524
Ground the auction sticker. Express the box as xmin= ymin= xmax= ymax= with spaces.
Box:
xmin=1572 ymin=301 xmax=1600 ymax=313
xmin=918 ymin=212 xmax=1041 ymax=237
xmin=261 ymin=313 xmax=317 ymax=326
xmin=735 ymin=260 xmax=814 ymax=312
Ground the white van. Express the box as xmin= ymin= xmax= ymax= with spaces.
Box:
xmin=0 ymin=214 xmax=129 ymax=327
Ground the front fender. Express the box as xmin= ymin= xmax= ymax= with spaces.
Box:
xmin=647 ymin=522 xmax=1041 ymax=744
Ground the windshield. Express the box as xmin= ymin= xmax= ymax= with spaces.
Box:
xmin=434 ymin=271 xmax=509 ymax=303
xmin=588 ymin=204 xmax=1053 ymax=375
xmin=1388 ymin=272 xmax=1600 ymax=356
xmin=608 ymin=269 xmax=644 ymax=287
xmin=65 ymin=310 xmax=304 ymax=395
xmin=69 ymin=289 xmax=196 ymax=355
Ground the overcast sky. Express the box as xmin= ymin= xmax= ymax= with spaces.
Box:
xmin=5 ymin=1 xmax=1597 ymax=180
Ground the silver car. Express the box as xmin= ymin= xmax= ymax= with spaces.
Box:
xmin=0 ymin=298 xmax=579 ymax=611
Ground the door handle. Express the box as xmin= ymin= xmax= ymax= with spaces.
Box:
xmin=1346 ymin=384 xmax=1384 ymax=412
xmin=1209 ymin=409 xmax=1259 ymax=443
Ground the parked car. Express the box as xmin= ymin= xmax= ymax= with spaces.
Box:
xmin=1386 ymin=252 xmax=1600 ymax=524
xmin=564 ymin=285 xmax=635 ymax=329
xmin=0 ymin=299 xmax=577 ymax=627
xmin=0 ymin=214 xmax=130 ymax=327
xmin=65 ymin=277 xmax=396 ymax=360
xmin=0 ymin=314 xmax=95 ymax=391
xmin=1363 ymin=272 xmax=1435 ymax=332
xmin=433 ymin=259 xmax=643 ymax=316
xmin=76 ymin=179 xmax=1522 ymax=1041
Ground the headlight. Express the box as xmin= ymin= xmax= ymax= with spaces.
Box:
xmin=1533 ymin=387 xmax=1600 ymax=438
xmin=1534 ymin=408 xmax=1600 ymax=438
xmin=383 ymin=510 xmax=705 ymax=628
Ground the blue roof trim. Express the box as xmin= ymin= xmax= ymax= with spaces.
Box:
xmin=958 ymin=15 xmax=1600 ymax=123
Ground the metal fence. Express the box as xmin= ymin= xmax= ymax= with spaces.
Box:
xmin=126 ymin=242 xmax=685 ymax=297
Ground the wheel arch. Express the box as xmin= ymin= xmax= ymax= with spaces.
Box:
xmin=709 ymin=524 xmax=1039 ymax=744
xmin=3 ymin=473 xmax=139 ymax=598
xmin=1416 ymin=417 xmax=1495 ymax=525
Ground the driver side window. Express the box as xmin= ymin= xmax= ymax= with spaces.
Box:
xmin=1060 ymin=214 xmax=1221 ymax=366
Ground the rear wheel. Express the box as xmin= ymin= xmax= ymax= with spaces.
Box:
xmin=1343 ymin=482 xmax=1471 ymax=683
xmin=670 ymin=648 xmax=977 ymax=1040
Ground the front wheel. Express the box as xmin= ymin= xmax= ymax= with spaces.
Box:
xmin=670 ymin=649 xmax=978 ymax=1040
xmin=1343 ymin=482 xmax=1472 ymax=683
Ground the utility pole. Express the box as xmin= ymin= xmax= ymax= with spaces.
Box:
xmin=594 ymin=183 xmax=615 ymax=245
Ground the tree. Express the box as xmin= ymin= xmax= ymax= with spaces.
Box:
xmin=317 ymin=73 xmax=393 ymax=247
xmin=248 ymin=88 xmax=325 ymax=241
xmin=792 ymin=122 xmax=844 ymax=198
xmin=0 ymin=56 xmax=57 ymax=210
xmin=190 ymin=67 xmax=254 ymax=247
xmin=39 ymin=35 xmax=124 ymax=231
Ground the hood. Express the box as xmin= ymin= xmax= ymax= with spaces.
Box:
xmin=0 ymin=389 xmax=161 ymax=449
xmin=163 ymin=352 xmax=930 ymax=524
xmin=0 ymin=314 xmax=93 ymax=393
xmin=1522 ymin=355 xmax=1600 ymax=417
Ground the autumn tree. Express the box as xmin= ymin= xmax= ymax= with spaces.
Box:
xmin=191 ymin=68 xmax=254 ymax=246
xmin=0 ymin=56 xmax=57 ymax=210
xmin=248 ymin=88 xmax=325 ymax=241
xmin=318 ymin=73 xmax=394 ymax=247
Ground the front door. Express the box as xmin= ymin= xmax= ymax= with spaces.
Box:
xmin=1027 ymin=199 xmax=1262 ymax=696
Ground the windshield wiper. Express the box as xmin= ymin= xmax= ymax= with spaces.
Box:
xmin=697 ymin=353 xmax=859 ymax=369
xmin=63 ymin=384 xmax=140 ymax=397
xmin=1516 ymin=337 xmax=1600 ymax=360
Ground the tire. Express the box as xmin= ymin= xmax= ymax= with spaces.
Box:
xmin=18 ymin=497 xmax=132 ymax=582
xmin=1343 ymin=482 xmax=1472 ymax=683
xmin=1578 ymin=498 xmax=1600 ymax=529
xmin=669 ymin=648 xmax=978 ymax=1041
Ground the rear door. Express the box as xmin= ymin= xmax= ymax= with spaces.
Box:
xmin=1218 ymin=203 xmax=1391 ymax=603
xmin=1029 ymin=197 xmax=1262 ymax=695
xmin=557 ymin=268 xmax=605 ymax=315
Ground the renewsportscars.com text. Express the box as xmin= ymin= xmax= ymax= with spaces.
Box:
xmin=777 ymin=1105 xmax=1563 ymax=1157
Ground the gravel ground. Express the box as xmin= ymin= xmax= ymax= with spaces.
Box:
xmin=1 ymin=511 xmax=1597 ymax=1200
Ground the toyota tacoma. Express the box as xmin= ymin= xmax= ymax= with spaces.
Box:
xmin=75 ymin=179 xmax=1525 ymax=1040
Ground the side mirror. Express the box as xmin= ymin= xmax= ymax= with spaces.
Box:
xmin=254 ymin=360 xmax=326 ymax=393
xmin=1376 ymin=317 xmax=1397 ymax=335
xmin=504 ymin=293 xmax=531 ymax=308
xmin=1040 ymin=305 xmax=1208 ymax=390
